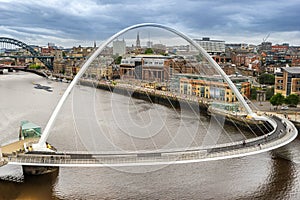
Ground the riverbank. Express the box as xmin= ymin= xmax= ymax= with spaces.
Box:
xmin=251 ymin=100 xmax=300 ymax=131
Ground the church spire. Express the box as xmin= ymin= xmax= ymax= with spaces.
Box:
xmin=136 ymin=32 xmax=141 ymax=49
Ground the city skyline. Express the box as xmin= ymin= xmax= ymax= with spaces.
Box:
xmin=0 ymin=0 xmax=300 ymax=47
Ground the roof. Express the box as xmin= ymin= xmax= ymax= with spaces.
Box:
xmin=282 ymin=67 xmax=300 ymax=74
xmin=21 ymin=121 xmax=41 ymax=130
xmin=133 ymin=54 xmax=170 ymax=59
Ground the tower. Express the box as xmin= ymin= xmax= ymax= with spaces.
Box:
xmin=136 ymin=32 xmax=141 ymax=49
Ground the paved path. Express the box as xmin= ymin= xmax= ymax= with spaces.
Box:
xmin=2 ymin=116 xmax=297 ymax=167
xmin=250 ymin=100 xmax=300 ymax=123
xmin=0 ymin=138 xmax=39 ymax=155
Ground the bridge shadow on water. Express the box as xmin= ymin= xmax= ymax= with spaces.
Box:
xmin=0 ymin=168 xmax=59 ymax=200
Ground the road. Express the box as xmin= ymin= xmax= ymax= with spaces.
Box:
xmin=250 ymin=100 xmax=300 ymax=122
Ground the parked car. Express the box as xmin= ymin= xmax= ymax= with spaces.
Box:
xmin=281 ymin=106 xmax=289 ymax=110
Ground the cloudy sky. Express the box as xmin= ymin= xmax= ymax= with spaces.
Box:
xmin=0 ymin=0 xmax=299 ymax=47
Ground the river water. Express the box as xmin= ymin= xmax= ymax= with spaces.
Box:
xmin=0 ymin=72 xmax=300 ymax=199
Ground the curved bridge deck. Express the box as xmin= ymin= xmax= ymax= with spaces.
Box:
xmin=1 ymin=116 xmax=297 ymax=167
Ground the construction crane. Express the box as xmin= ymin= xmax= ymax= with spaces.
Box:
xmin=262 ymin=33 xmax=270 ymax=43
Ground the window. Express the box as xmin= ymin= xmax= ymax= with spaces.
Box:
xmin=277 ymin=86 xmax=283 ymax=90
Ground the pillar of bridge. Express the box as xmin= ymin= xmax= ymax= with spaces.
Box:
xmin=22 ymin=165 xmax=59 ymax=176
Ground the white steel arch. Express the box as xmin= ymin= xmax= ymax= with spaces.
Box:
xmin=35 ymin=23 xmax=260 ymax=150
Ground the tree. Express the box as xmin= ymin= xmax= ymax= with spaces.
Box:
xmin=29 ymin=64 xmax=41 ymax=69
xmin=114 ymin=56 xmax=122 ymax=65
xmin=284 ymin=94 xmax=299 ymax=107
xmin=144 ymin=48 xmax=154 ymax=54
xmin=270 ymin=93 xmax=285 ymax=107
xmin=250 ymin=87 xmax=257 ymax=100
xmin=265 ymin=87 xmax=274 ymax=100
xmin=258 ymin=73 xmax=275 ymax=85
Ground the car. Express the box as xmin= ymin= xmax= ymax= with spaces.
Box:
xmin=281 ymin=106 xmax=289 ymax=110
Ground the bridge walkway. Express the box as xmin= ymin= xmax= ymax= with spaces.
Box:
xmin=2 ymin=116 xmax=296 ymax=167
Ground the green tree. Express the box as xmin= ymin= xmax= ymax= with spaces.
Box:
xmin=284 ymin=94 xmax=299 ymax=107
xmin=258 ymin=73 xmax=275 ymax=85
xmin=115 ymin=56 xmax=122 ymax=64
xmin=144 ymin=48 xmax=154 ymax=54
xmin=250 ymin=87 xmax=257 ymax=100
xmin=270 ymin=93 xmax=285 ymax=108
xmin=265 ymin=87 xmax=274 ymax=100
xmin=29 ymin=64 xmax=41 ymax=69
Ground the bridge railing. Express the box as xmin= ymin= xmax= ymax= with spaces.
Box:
xmin=5 ymin=115 xmax=297 ymax=167
xmin=6 ymin=130 xmax=295 ymax=166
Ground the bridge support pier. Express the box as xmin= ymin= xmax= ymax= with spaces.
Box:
xmin=22 ymin=165 xmax=59 ymax=176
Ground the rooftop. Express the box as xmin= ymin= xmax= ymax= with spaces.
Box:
xmin=21 ymin=121 xmax=40 ymax=130
xmin=282 ymin=67 xmax=300 ymax=74
xmin=133 ymin=54 xmax=170 ymax=59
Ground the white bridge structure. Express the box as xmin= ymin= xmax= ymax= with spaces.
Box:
xmin=4 ymin=116 xmax=297 ymax=167
xmin=0 ymin=23 xmax=298 ymax=168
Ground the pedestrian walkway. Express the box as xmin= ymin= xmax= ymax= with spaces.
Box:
xmin=0 ymin=138 xmax=39 ymax=155
xmin=256 ymin=110 xmax=300 ymax=124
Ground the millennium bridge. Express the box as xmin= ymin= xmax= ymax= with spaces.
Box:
xmin=0 ymin=23 xmax=298 ymax=174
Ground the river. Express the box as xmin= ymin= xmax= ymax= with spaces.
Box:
xmin=0 ymin=71 xmax=300 ymax=199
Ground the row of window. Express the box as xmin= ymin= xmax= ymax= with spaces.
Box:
xmin=144 ymin=61 xmax=164 ymax=65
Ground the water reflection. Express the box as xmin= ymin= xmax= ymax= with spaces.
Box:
xmin=237 ymin=154 xmax=296 ymax=199
xmin=0 ymin=168 xmax=59 ymax=200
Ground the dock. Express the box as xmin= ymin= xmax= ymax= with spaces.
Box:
xmin=0 ymin=138 xmax=39 ymax=156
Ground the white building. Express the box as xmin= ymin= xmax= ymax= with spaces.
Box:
xmin=193 ymin=37 xmax=225 ymax=54
xmin=113 ymin=39 xmax=126 ymax=56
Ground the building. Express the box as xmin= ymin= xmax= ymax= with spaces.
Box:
xmin=147 ymin=41 xmax=153 ymax=48
xmin=119 ymin=55 xmax=170 ymax=82
xmin=272 ymin=44 xmax=289 ymax=53
xmin=119 ymin=55 xmax=201 ymax=83
xmin=260 ymin=42 xmax=272 ymax=51
xmin=194 ymin=37 xmax=225 ymax=54
xmin=174 ymin=74 xmax=250 ymax=102
xmin=136 ymin=32 xmax=141 ymax=49
xmin=70 ymin=45 xmax=94 ymax=57
xmin=220 ymin=64 xmax=236 ymax=75
xmin=113 ymin=39 xmax=126 ymax=56
xmin=275 ymin=67 xmax=300 ymax=97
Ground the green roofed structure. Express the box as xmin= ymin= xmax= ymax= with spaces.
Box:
xmin=19 ymin=121 xmax=41 ymax=140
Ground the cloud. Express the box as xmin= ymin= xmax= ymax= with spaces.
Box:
xmin=0 ymin=0 xmax=299 ymax=47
